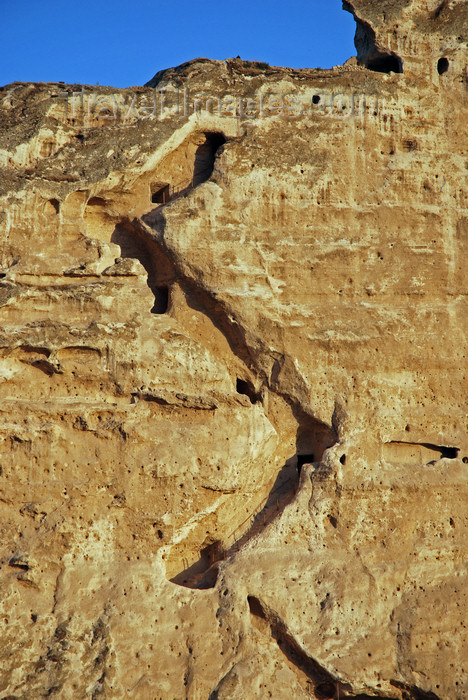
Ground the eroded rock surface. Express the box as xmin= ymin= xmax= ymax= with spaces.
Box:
xmin=0 ymin=1 xmax=467 ymax=698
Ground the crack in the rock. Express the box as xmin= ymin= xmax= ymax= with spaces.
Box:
xmin=389 ymin=680 xmax=441 ymax=700
xmin=248 ymin=594 xmax=355 ymax=699
xmin=385 ymin=441 xmax=460 ymax=461
xmin=247 ymin=595 xmax=440 ymax=700
xmin=169 ymin=458 xmax=299 ymax=589
xmin=134 ymin=213 xmax=337 ymax=453
xmin=87 ymin=141 xmax=338 ymax=591
xmin=128 ymin=186 xmax=339 ymax=590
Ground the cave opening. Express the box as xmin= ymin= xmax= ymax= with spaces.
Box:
xmin=296 ymin=453 xmax=315 ymax=474
xmin=295 ymin=418 xmax=337 ymax=476
xmin=342 ymin=4 xmax=404 ymax=75
xmin=111 ymin=221 xmax=174 ymax=316
xmin=152 ymin=286 xmax=169 ymax=315
xmin=151 ymin=184 xmax=170 ymax=205
xmin=367 ymin=52 xmax=403 ymax=74
xmin=192 ymin=132 xmax=227 ymax=187
xmin=236 ymin=378 xmax=261 ymax=404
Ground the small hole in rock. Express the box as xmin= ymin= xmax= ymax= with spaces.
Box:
xmin=192 ymin=132 xmax=227 ymax=187
xmin=438 ymin=57 xmax=449 ymax=75
xmin=312 ymin=95 xmax=321 ymax=104
xmin=340 ymin=454 xmax=346 ymax=465
xmin=236 ymin=378 xmax=260 ymax=404
xmin=48 ymin=198 xmax=60 ymax=214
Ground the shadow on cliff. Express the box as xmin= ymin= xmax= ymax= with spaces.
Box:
xmin=169 ymin=418 xmax=336 ymax=590
xmin=244 ymin=594 xmax=439 ymax=700
xmin=107 ymin=149 xmax=341 ymax=593
xmin=169 ymin=454 xmax=300 ymax=590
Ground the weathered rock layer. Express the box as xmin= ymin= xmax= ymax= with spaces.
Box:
xmin=0 ymin=1 xmax=467 ymax=698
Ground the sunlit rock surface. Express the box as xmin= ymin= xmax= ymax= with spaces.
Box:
xmin=0 ymin=1 xmax=467 ymax=697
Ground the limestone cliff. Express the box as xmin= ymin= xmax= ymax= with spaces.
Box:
xmin=0 ymin=1 xmax=467 ymax=698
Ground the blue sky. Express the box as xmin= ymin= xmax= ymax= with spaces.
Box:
xmin=1 ymin=1 xmax=356 ymax=88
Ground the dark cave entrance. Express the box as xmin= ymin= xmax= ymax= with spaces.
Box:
xmin=152 ymin=286 xmax=169 ymax=315
xmin=192 ymin=132 xmax=227 ymax=187
xmin=342 ymin=3 xmax=404 ymax=75
xmin=236 ymin=378 xmax=261 ymax=404
xmin=111 ymin=220 xmax=174 ymax=315
xmin=151 ymin=183 xmax=170 ymax=204
xmin=295 ymin=419 xmax=337 ymax=475
xmin=296 ymin=453 xmax=316 ymax=473
xmin=367 ymin=52 xmax=403 ymax=74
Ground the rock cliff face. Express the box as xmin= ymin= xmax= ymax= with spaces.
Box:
xmin=0 ymin=1 xmax=467 ymax=698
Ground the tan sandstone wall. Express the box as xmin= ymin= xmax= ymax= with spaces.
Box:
xmin=0 ymin=1 xmax=467 ymax=698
